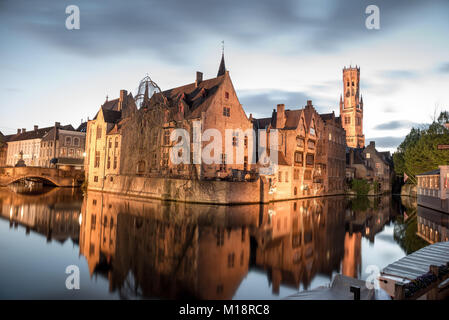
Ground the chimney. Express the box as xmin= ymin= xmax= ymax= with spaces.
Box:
xmin=34 ymin=125 xmax=38 ymax=132
xmin=55 ymin=122 xmax=60 ymax=128
xmin=17 ymin=129 xmax=21 ymax=134
xmin=22 ymin=128 xmax=26 ymax=133
xmin=306 ymin=100 xmax=313 ymax=108
xmin=276 ymin=104 xmax=285 ymax=128
xmin=369 ymin=141 xmax=375 ymax=148
xmin=195 ymin=71 xmax=203 ymax=87
xmin=118 ymin=89 xmax=127 ymax=111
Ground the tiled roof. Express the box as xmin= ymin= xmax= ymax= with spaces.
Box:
xmin=8 ymin=125 xmax=72 ymax=142
xmin=152 ymin=74 xmax=226 ymax=120
xmin=41 ymin=125 xmax=77 ymax=141
xmin=284 ymin=109 xmax=304 ymax=129
xmin=253 ymin=117 xmax=273 ymax=129
xmin=102 ymin=109 xmax=122 ymax=124
xmin=77 ymin=122 xmax=87 ymax=132
xmin=416 ymin=169 xmax=440 ymax=176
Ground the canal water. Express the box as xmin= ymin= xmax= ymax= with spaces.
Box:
xmin=0 ymin=186 xmax=438 ymax=300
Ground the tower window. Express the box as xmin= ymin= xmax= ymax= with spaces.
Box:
xmin=352 ymin=81 xmax=354 ymax=86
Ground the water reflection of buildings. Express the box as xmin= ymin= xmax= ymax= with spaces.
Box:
xmin=417 ymin=206 xmax=449 ymax=244
xmin=79 ymin=191 xmax=396 ymax=299
xmin=0 ymin=187 xmax=82 ymax=243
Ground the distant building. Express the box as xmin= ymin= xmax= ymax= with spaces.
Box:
xmin=5 ymin=124 xmax=84 ymax=168
xmin=340 ymin=66 xmax=364 ymax=148
xmin=417 ymin=165 xmax=449 ymax=214
xmin=0 ymin=131 xmax=11 ymax=166
xmin=346 ymin=141 xmax=394 ymax=193
xmin=40 ymin=122 xmax=86 ymax=169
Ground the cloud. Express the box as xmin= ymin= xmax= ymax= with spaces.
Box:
xmin=366 ymin=136 xmax=404 ymax=149
xmin=1 ymin=0 xmax=447 ymax=63
xmin=381 ymin=70 xmax=419 ymax=79
xmin=438 ymin=62 xmax=449 ymax=73
xmin=238 ymin=89 xmax=332 ymax=118
xmin=373 ymin=120 xmax=419 ymax=130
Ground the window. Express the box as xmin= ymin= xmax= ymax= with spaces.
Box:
xmin=162 ymin=151 xmax=169 ymax=167
xmin=306 ymin=153 xmax=314 ymax=166
xmin=232 ymin=134 xmax=238 ymax=146
xmin=278 ymin=171 xmax=282 ymax=182
xmin=294 ymin=152 xmax=303 ymax=164
xmin=68 ymin=148 xmax=74 ymax=157
xmin=65 ymin=136 xmax=72 ymax=146
xmin=113 ymin=156 xmax=117 ymax=169
xmin=73 ymin=137 xmax=79 ymax=146
xmin=108 ymin=139 xmax=112 ymax=148
xmin=294 ymin=169 xmax=299 ymax=180
xmin=94 ymin=176 xmax=98 ymax=182
xmin=329 ymin=133 xmax=332 ymax=141
xmin=227 ymin=253 xmax=235 ymax=268
xmin=244 ymin=156 xmax=248 ymax=171
xmin=115 ymin=137 xmax=118 ymax=148
xmin=164 ymin=130 xmax=170 ymax=145
xmin=107 ymin=156 xmax=111 ymax=169
xmin=285 ymin=171 xmax=289 ymax=182
xmin=345 ymin=117 xmax=350 ymax=124
xmin=352 ymin=81 xmax=354 ymax=86
xmin=241 ymin=228 xmax=246 ymax=242
xmin=94 ymin=151 xmax=100 ymax=168
xmin=307 ymin=140 xmax=315 ymax=149
xmin=244 ymin=136 xmax=248 ymax=147
xmin=91 ymin=215 xmax=96 ymax=230
xmin=296 ymin=136 xmax=304 ymax=147
xmin=223 ymin=107 xmax=230 ymax=117
xmin=225 ymin=92 xmax=229 ymax=99
xmin=137 ymin=161 xmax=145 ymax=174
xmin=96 ymin=126 xmax=102 ymax=139
xmin=366 ymin=153 xmax=370 ymax=159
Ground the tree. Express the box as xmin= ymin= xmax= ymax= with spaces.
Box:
xmin=393 ymin=111 xmax=449 ymax=184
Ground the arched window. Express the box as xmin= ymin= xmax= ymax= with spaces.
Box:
xmin=137 ymin=161 xmax=146 ymax=174
xmin=65 ymin=136 xmax=72 ymax=146
xmin=73 ymin=137 xmax=80 ymax=146
xmin=294 ymin=187 xmax=297 ymax=196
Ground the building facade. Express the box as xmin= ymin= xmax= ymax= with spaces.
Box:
xmin=340 ymin=66 xmax=364 ymax=148
xmin=84 ymin=57 xmax=349 ymax=201
xmin=39 ymin=122 xmax=86 ymax=169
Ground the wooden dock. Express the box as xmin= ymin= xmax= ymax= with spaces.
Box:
xmin=379 ymin=241 xmax=449 ymax=299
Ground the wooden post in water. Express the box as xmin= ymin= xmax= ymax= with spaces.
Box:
xmin=394 ymin=282 xmax=405 ymax=300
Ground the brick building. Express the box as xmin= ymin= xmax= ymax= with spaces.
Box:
xmin=84 ymin=55 xmax=350 ymax=200
xmin=340 ymin=66 xmax=364 ymax=148
xmin=85 ymin=54 xmax=255 ymax=190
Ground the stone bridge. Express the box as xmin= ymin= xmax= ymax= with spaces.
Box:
xmin=0 ymin=166 xmax=84 ymax=187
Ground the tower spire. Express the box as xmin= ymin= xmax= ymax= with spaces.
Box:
xmin=217 ymin=41 xmax=226 ymax=77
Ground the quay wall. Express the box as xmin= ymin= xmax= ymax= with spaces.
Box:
xmin=88 ymin=175 xmax=267 ymax=204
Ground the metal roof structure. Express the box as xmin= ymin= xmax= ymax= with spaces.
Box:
xmin=381 ymin=241 xmax=449 ymax=280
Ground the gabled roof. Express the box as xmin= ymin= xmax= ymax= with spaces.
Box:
xmin=284 ymin=109 xmax=304 ymax=129
xmin=77 ymin=122 xmax=87 ymax=132
xmin=152 ymin=74 xmax=226 ymax=120
xmin=9 ymin=125 xmax=72 ymax=142
xmin=253 ymin=117 xmax=274 ymax=130
xmin=41 ymin=125 xmax=77 ymax=141
xmin=102 ymin=109 xmax=122 ymax=124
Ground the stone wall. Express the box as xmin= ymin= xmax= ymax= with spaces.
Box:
xmin=90 ymin=174 xmax=266 ymax=204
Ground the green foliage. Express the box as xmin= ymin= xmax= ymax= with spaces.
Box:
xmin=351 ymin=178 xmax=371 ymax=195
xmin=350 ymin=196 xmax=370 ymax=211
xmin=393 ymin=111 xmax=449 ymax=184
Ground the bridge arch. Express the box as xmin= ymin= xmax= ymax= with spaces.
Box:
xmin=7 ymin=175 xmax=61 ymax=186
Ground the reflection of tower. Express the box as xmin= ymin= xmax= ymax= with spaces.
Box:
xmin=339 ymin=66 xmax=364 ymax=148
xmin=341 ymin=232 xmax=362 ymax=278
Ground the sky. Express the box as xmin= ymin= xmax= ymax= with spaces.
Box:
xmin=1 ymin=0 xmax=449 ymax=153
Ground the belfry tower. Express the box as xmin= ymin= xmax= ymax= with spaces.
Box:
xmin=340 ymin=66 xmax=364 ymax=148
